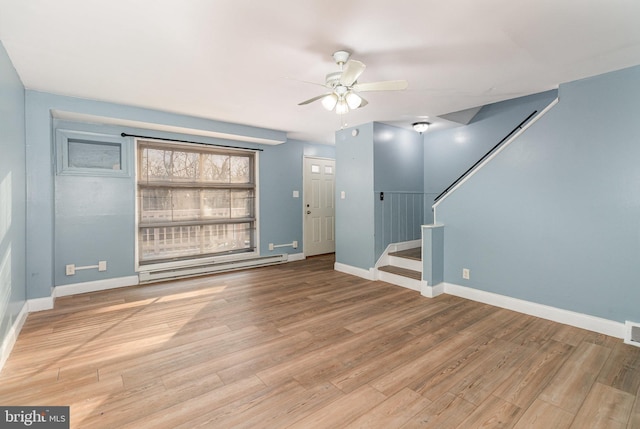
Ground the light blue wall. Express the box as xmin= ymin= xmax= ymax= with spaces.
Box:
xmin=373 ymin=123 xmax=424 ymax=259
xmin=373 ymin=123 xmax=423 ymax=193
xmin=436 ymin=65 xmax=640 ymax=323
xmin=52 ymin=120 xmax=134 ymax=286
xmin=336 ymin=122 xmax=424 ymax=269
xmin=335 ymin=123 xmax=376 ymax=270
xmin=25 ymin=91 xmax=332 ymax=294
xmin=0 ymin=42 xmax=27 ymax=348
xmin=259 ymin=139 xmax=335 ymax=257
xmin=424 ymin=90 xmax=558 ymax=223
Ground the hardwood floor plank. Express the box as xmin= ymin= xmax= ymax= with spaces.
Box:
xmin=256 ymin=329 xmax=383 ymax=386
xmin=343 ymin=293 xmax=431 ymax=334
xmin=539 ymin=341 xmax=611 ymax=413
xmin=119 ymin=376 xmax=267 ymax=429
xmin=370 ymin=331 xmax=477 ymax=396
xmin=569 ymin=382 xmax=635 ymax=429
xmin=512 ymin=399 xmax=574 ymax=429
xmin=286 ymin=384 xmax=387 ymax=428
xmin=443 ymin=342 xmax=535 ymax=406
xmin=330 ymin=331 xmax=440 ymax=393
xmin=207 ymin=330 xmax=316 ymax=385
xmin=597 ymin=342 xmax=640 ymax=394
xmin=551 ymin=323 xmax=588 ymax=347
xmin=174 ymin=379 xmax=308 ymax=428
xmin=343 ymin=387 xmax=431 ymax=429
xmin=493 ymin=339 xmax=573 ymax=408
xmin=455 ymin=394 xmax=522 ymax=429
xmin=232 ymin=382 xmax=343 ymax=429
xmin=399 ymin=393 xmax=477 ymax=429
xmin=292 ymin=330 xmax=415 ymax=388
xmin=409 ymin=335 xmax=503 ymax=398
xmin=0 ymin=254 xmax=635 ymax=429
xmin=629 ymin=387 xmax=640 ymax=429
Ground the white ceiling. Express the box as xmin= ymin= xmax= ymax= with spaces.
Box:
xmin=1 ymin=0 xmax=640 ymax=145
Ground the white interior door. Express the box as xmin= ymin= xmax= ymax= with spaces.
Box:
xmin=303 ymin=157 xmax=336 ymax=256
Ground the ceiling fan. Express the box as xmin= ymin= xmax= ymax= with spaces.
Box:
xmin=298 ymin=50 xmax=408 ymax=114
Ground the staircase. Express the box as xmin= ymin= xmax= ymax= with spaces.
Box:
xmin=377 ymin=245 xmax=423 ymax=291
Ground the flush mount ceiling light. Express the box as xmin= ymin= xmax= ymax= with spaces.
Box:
xmin=297 ymin=51 xmax=408 ymax=115
xmin=412 ymin=122 xmax=430 ymax=134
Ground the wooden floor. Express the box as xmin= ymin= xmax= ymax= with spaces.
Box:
xmin=1 ymin=254 xmax=639 ymax=428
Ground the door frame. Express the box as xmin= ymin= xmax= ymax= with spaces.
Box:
xmin=302 ymin=156 xmax=336 ymax=257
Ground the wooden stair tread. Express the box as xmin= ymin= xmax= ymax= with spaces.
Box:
xmin=388 ymin=247 xmax=421 ymax=261
xmin=378 ymin=265 xmax=421 ymax=280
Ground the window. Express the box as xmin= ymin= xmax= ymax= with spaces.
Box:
xmin=56 ymin=129 xmax=129 ymax=177
xmin=136 ymin=139 xmax=256 ymax=265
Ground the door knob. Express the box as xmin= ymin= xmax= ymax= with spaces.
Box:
xmin=306 ymin=210 xmax=311 ymax=214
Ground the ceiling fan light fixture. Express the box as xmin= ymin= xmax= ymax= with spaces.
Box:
xmin=345 ymin=91 xmax=363 ymax=110
xmin=412 ymin=121 xmax=430 ymax=134
xmin=335 ymin=99 xmax=349 ymax=115
xmin=296 ymin=51 xmax=408 ymax=115
xmin=321 ymin=93 xmax=338 ymax=111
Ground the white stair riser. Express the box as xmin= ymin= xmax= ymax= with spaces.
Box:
xmin=388 ymin=255 xmax=422 ymax=272
xmin=378 ymin=270 xmax=422 ymax=291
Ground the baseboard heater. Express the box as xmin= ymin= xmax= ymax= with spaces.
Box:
xmin=138 ymin=254 xmax=288 ymax=284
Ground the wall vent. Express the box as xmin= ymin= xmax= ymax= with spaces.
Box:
xmin=624 ymin=321 xmax=640 ymax=347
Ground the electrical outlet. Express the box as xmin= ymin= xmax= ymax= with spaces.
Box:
xmin=98 ymin=261 xmax=107 ymax=271
xmin=66 ymin=264 xmax=75 ymax=276
xmin=462 ymin=268 xmax=470 ymax=280
xmin=292 ymin=241 xmax=298 ymax=249
xmin=269 ymin=243 xmax=274 ymax=251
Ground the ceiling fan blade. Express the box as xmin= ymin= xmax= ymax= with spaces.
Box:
xmin=353 ymin=80 xmax=408 ymax=92
xmin=284 ymin=76 xmax=326 ymax=88
xmin=298 ymin=93 xmax=332 ymax=106
xmin=340 ymin=60 xmax=366 ymax=87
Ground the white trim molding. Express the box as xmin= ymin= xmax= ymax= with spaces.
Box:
xmin=28 ymin=296 xmax=54 ymax=312
xmin=287 ymin=253 xmax=306 ymax=262
xmin=54 ymin=275 xmax=140 ymax=298
xmin=376 ymin=270 xmax=421 ymax=292
xmin=0 ymin=303 xmax=29 ymax=373
xmin=334 ymin=262 xmax=376 ymax=281
xmin=421 ymin=282 xmax=445 ymax=298
xmin=443 ymin=282 xmax=625 ymax=338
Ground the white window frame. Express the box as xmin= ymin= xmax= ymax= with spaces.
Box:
xmin=56 ymin=129 xmax=130 ymax=177
xmin=134 ymin=137 xmax=260 ymax=272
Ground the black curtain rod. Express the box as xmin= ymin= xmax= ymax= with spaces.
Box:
xmin=120 ymin=133 xmax=264 ymax=151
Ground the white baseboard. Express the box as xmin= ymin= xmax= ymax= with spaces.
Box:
xmin=443 ymin=282 xmax=625 ymax=339
xmin=334 ymin=262 xmax=375 ymax=280
xmin=0 ymin=302 xmax=29 ymax=373
xmin=54 ymin=275 xmax=140 ymax=298
xmin=421 ymin=282 xmax=445 ymax=298
xmin=287 ymin=253 xmax=306 ymax=262
xmin=28 ymin=296 xmax=54 ymax=312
